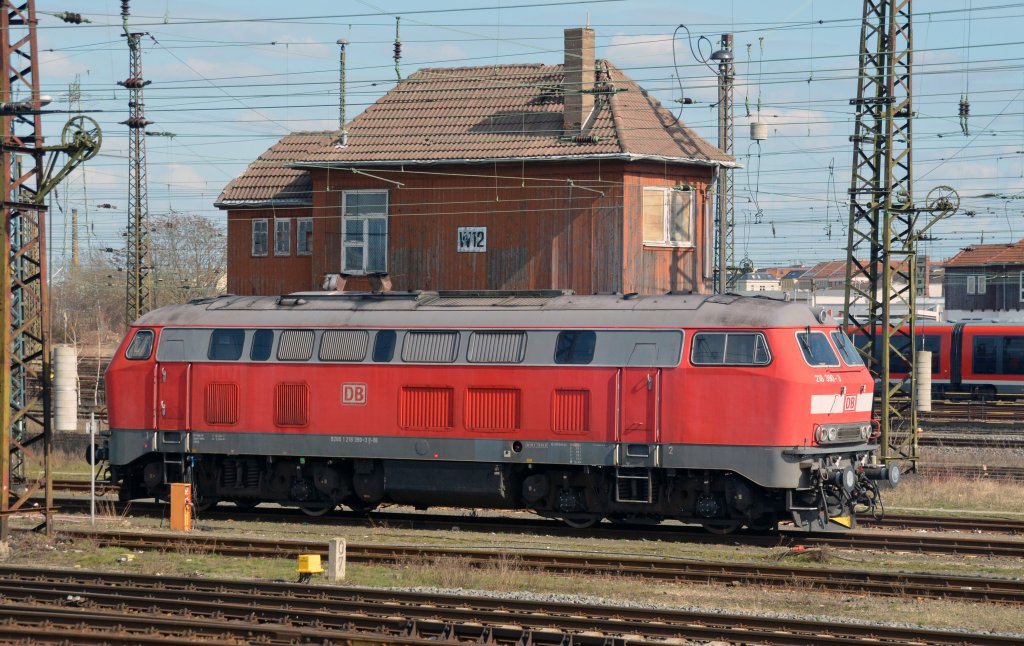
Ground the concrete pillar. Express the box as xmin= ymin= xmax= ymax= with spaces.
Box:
xmin=328 ymin=537 xmax=346 ymax=581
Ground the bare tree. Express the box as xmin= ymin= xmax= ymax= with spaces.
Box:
xmin=51 ymin=213 xmax=226 ymax=343
xmin=149 ymin=212 xmax=225 ymax=309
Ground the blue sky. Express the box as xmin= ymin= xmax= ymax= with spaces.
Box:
xmin=33 ymin=0 xmax=1024 ymax=269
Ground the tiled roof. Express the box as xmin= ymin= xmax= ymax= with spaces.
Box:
xmin=298 ymin=61 xmax=732 ymax=167
xmin=215 ymin=132 xmax=334 ymax=207
xmin=803 ymin=260 xmax=850 ymax=280
xmin=945 ymin=240 xmax=1024 ymax=267
xmin=216 ymin=61 xmax=730 ymax=208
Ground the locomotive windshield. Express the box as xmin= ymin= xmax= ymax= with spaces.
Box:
xmin=796 ymin=331 xmax=839 ymax=367
xmin=830 ymin=330 xmax=863 ymax=366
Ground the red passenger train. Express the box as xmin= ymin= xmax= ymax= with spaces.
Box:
xmin=101 ymin=290 xmax=896 ymax=532
xmin=853 ymin=321 xmax=1024 ymax=398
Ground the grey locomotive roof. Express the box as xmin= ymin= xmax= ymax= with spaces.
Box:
xmin=134 ymin=291 xmax=830 ymax=329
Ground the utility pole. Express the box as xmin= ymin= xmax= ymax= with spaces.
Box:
xmin=712 ymin=35 xmax=734 ymax=294
xmin=1 ymin=1 xmax=100 ymax=540
xmin=337 ymin=38 xmax=349 ymax=145
xmin=71 ymin=208 xmax=79 ymax=266
xmin=843 ymin=0 xmax=957 ymax=470
xmin=119 ymin=0 xmax=152 ymax=325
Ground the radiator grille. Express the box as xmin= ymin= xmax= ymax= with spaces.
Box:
xmin=319 ymin=329 xmax=369 ymax=361
xmin=465 ymin=387 xmax=520 ymax=431
xmin=467 ymin=332 xmax=526 ymax=363
xmin=275 ymin=382 xmax=309 ymax=426
xmin=277 ymin=330 xmax=315 ymax=361
xmin=551 ymin=389 xmax=590 ymax=434
xmin=401 ymin=331 xmax=459 ymax=363
xmin=399 ymin=386 xmax=454 ymax=430
xmin=204 ymin=383 xmax=238 ymax=425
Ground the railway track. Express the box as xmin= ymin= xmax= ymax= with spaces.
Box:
xmin=919 ymin=434 xmax=1024 ymax=449
xmin=916 ymin=463 xmax=1024 ymax=481
xmin=4 ymin=566 xmax=1021 ymax=646
xmin=46 ymin=495 xmax=1024 ymax=556
xmin=859 ymin=513 xmax=1024 ymax=534
xmin=44 ymin=527 xmax=1024 ymax=604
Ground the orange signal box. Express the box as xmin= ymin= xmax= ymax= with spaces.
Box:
xmin=170 ymin=482 xmax=193 ymax=531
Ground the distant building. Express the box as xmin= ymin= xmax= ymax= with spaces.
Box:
xmin=215 ymin=28 xmax=733 ymax=296
xmin=944 ymin=240 xmax=1024 ymax=321
xmin=735 ymin=272 xmax=780 ymax=292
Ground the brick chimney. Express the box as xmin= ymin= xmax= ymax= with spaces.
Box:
xmin=563 ymin=27 xmax=595 ymax=134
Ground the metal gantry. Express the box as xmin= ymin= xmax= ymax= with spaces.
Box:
xmin=120 ymin=0 xmax=152 ymax=324
xmin=843 ymin=0 xmax=920 ymax=467
xmin=713 ymin=34 xmax=735 ymax=294
xmin=1 ymin=1 xmax=101 ymax=540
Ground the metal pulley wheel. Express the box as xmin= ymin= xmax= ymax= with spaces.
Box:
xmin=61 ymin=115 xmax=102 ymax=160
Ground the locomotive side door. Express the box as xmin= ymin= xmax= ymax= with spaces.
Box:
xmin=618 ymin=341 xmax=661 ymax=466
xmin=157 ymin=359 xmax=191 ymax=431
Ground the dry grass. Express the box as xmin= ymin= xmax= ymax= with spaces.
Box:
xmin=885 ymin=472 xmax=1024 ymax=515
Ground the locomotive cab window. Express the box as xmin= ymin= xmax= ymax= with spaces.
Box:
xmin=831 ymin=331 xmax=863 ymax=366
xmin=691 ymin=332 xmax=770 ymax=366
xmin=554 ymin=330 xmax=597 ymax=365
xmin=250 ymin=329 xmax=274 ymax=361
xmin=125 ymin=329 xmax=154 ymax=360
xmin=208 ymin=329 xmax=245 ymax=361
xmin=796 ymin=331 xmax=839 ymax=367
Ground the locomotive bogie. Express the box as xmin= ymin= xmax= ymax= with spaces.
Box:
xmin=102 ymin=291 xmax=889 ymax=531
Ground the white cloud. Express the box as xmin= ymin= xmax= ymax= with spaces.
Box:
xmin=154 ymin=163 xmax=209 ymax=190
xmin=39 ymin=50 xmax=92 ymax=81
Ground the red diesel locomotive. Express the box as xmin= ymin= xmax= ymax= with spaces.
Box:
xmin=101 ymin=290 xmax=896 ymax=532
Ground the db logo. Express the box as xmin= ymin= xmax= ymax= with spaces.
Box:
xmin=843 ymin=395 xmax=858 ymax=412
xmin=342 ymin=383 xmax=367 ymax=405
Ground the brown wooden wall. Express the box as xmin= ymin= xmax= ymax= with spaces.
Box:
xmin=226 ymin=207 xmax=315 ymax=295
xmin=224 ymin=159 xmax=714 ymax=296
xmin=622 ymin=163 xmax=712 ymax=295
xmin=311 ymin=161 xmax=628 ymax=294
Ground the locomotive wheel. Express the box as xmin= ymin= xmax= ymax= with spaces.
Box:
xmin=562 ymin=513 xmax=601 ymax=529
xmin=193 ymin=495 xmax=218 ymax=513
xmin=343 ymin=496 xmax=379 ymax=513
xmin=299 ymin=502 xmax=335 ymax=517
xmin=701 ymin=521 xmax=741 ymax=535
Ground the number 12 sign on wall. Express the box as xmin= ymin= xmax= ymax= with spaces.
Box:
xmin=457 ymin=227 xmax=487 ymax=253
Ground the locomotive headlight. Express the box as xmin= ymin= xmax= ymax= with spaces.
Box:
xmin=860 ymin=424 xmax=870 ymax=440
xmin=814 ymin=426 xmax=826 ymax=443
xmin=826 ymin=426 xmax=838 ymax=442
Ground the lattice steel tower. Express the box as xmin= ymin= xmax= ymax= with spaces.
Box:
xmin=119 ymin=0 xmax=152 ymax=323
xmin=1 ymin=0 xmax=49 ymax=539
xmin=843 ymin=0 xmax=920 ymax=467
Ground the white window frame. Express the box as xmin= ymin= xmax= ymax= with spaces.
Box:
xmin=642 ymin=186 xmax=694 ymax=248
xmin=1020 ymin=271 xmax=1024 ymax=302
xmin=274 ymin=218 xmax=291 ymax=256
xmin=342 ymin=190 xmax=388 ymax=275
xmin=977 ymin=273 xmax=987 ymax=293
xmin=251 ymin=218 xmax=268 ymax=257
xmin=296 ymin=218 xmax=313 ymax=256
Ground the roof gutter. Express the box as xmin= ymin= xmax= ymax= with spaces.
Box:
xmin=291 ymin=152 xmax=740 ymax=171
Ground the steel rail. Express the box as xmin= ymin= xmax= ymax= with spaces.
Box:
xmin=46 ymin=496 xmax=1024 ymax=556
xmin=46 ymin=528 xmax=1024 ymax=604
xmin=3 ymin=566 xmax=1023 ymax=646
xmin=0 ymin=605 xmax=463 ymax=646
xmin=860 ymin=513 xmax=1024 ymax=534
xmin=919 ymin=434 xmax=1024 ymax=449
